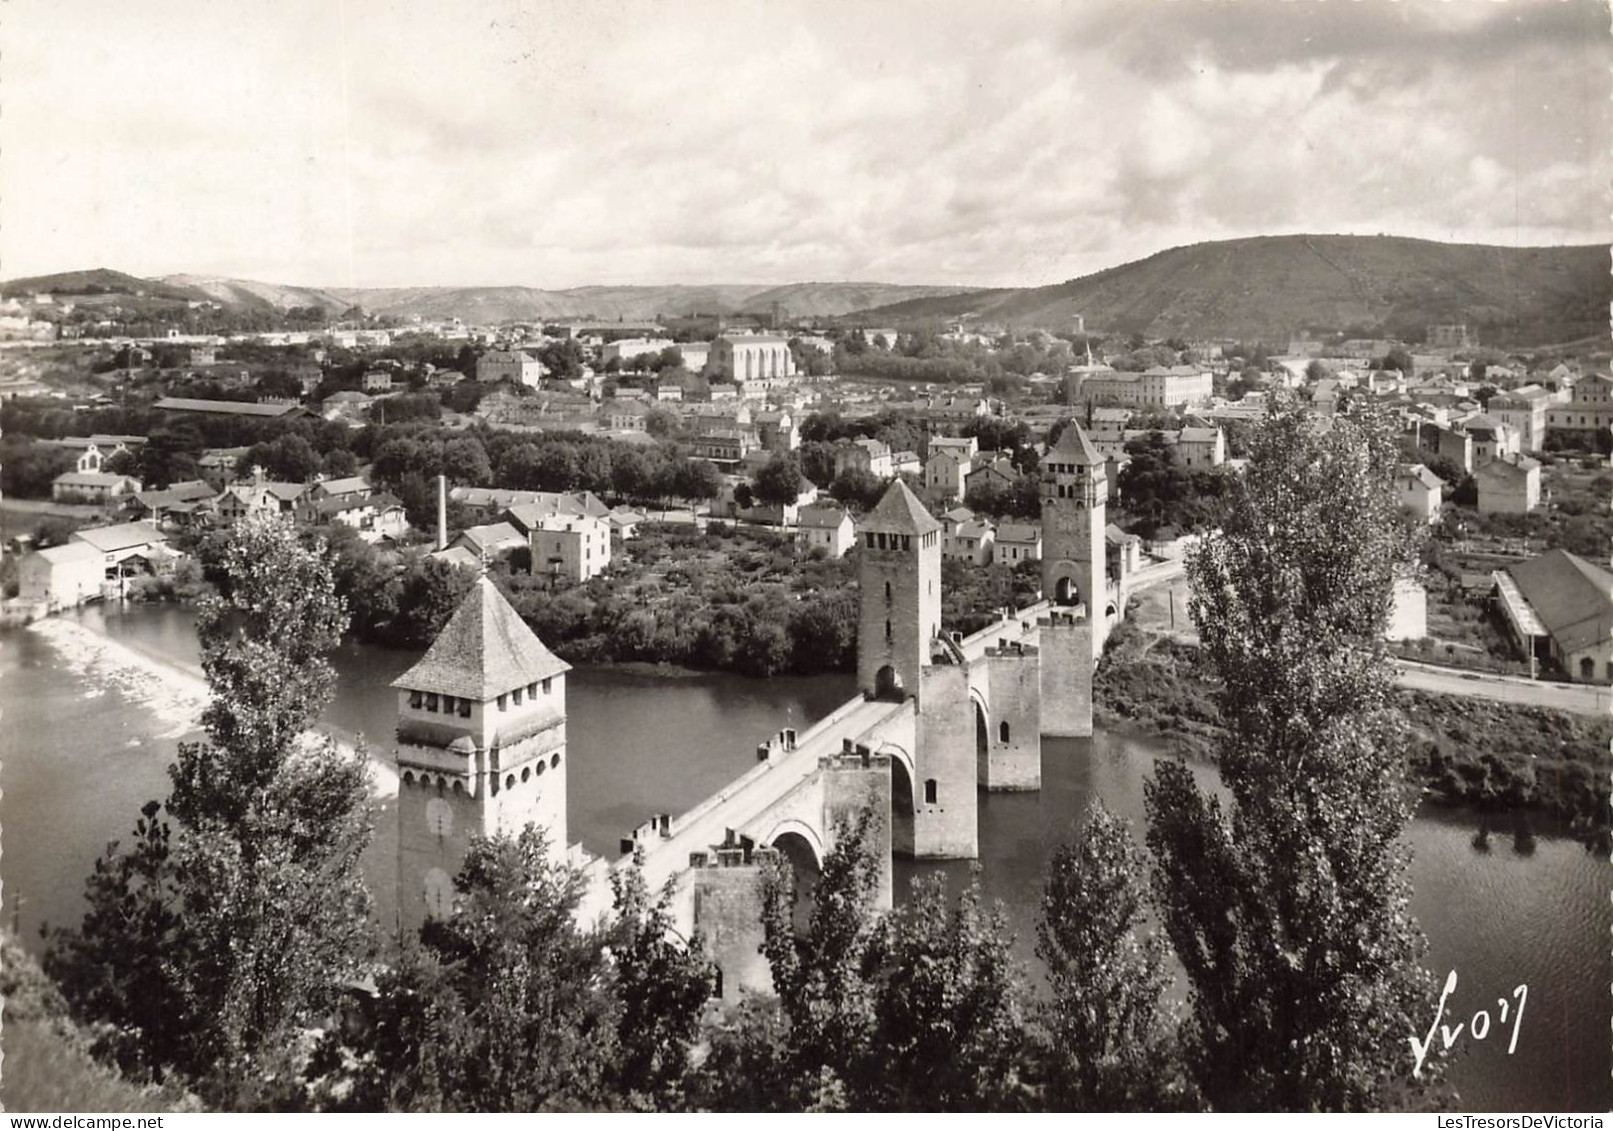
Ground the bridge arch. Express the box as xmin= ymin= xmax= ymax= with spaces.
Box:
xmin=768 ymin=824 xmax=823 ymax=937
xmin=969 ymin=687 xmax=991 ymax=782
xmin=881 ymin=741 xmax=916 ymax=857
xmin=763 ymin=818 xmax=825 ymax=870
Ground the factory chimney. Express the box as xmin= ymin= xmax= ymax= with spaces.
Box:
xmin=436 ymin=474 xmax=448 ymax=551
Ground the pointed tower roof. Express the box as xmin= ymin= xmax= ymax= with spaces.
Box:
xmin=860 ymin=479 xmax=941 ymax=536
xmin=392 ymin=575 xmax=570 ymax=700
xmin=1049 ymin=420 xmax=1104 ymax=466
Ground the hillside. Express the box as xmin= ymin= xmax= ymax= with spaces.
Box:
xmin=854 ymin=235 xmax=1612 ymax=347
xmin=162 ymin=274 xmax=348 ymax=313
xmin=323 ymin=281 xmax=974 ymax=322
xmin=2 ymin=268 xmax=205 ymax=304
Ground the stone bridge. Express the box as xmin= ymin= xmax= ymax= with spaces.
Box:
xmin=574 ymin=451 xmax=1121 ymax=1003
xmin=400 ymin=424 xmax=1128 ymax=1001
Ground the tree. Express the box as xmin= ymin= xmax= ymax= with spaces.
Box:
xmin=1145 ymin=397 xmax=1438 ymax=1111
xmin=1038 ymin=804 xmax=1186 ymax=1110
xmin=353 ymin=826 xmax=617 ymax=1112
xmin=759 ymin=808 xmax=886 ymax=1105
xmin=870 ymin=871 xmax=1027 ymax=1110
xmin=48 ymin=513 xmax=374 ymax=1103
xmin=604 ymin=852 xmax=716 ymax=1103
xmin=754 ymin=452 xmax=805 ymax=511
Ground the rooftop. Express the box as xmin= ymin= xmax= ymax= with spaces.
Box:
xmin=860 ymin=480 xmax=941 ymax=537
xmin=392 ymin=575 xmax=570 ymax=699
xmin=1506 ymin=549 xmax=1613 ymax=656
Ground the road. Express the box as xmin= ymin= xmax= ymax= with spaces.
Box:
xmin=1395 ymin=659 xmax=1611 ymax=716
xmin=1126 ymin=559 xmax=1610 ymax=718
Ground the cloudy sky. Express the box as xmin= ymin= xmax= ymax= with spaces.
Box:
xmin=4 ymin=0 xmax=1608 ymax=290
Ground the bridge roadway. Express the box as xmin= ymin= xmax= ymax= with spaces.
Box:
xmin=574 ymin=598 xmax=1077 ymax=926
xmin=576 ymin=690 xmax=914 ymax=922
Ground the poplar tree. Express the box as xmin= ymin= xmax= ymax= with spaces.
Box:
xmin=48 ymin=513 xmax=375 ymax=1102
xmin=1144 ymin=398 xmax=1438 ymax=1110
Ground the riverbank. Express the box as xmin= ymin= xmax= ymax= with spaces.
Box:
xmin=24 ymin=615 xmax=399 ymax=799
xmin=1094 ymin=631 xmax=1613 ymax=842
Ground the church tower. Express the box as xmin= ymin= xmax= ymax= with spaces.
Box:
xmin=1040 ymin=421 xmax=1111 ymax=642
xmin=857 ymin=480 xmax=942 ymax=701
xmin=392 ymin=575 xmax=571 ymax=939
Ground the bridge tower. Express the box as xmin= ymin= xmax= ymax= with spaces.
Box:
xmin=857 ymin=479 xmax=942 ymax=701
xmin=392 ymin=575 xmax=572 ymax=940
xmin=1039 ymin=421 xmax=1105 ymax=734
xmin=856 ymin=480 xmax=976 ymax=857
xmin=1041 ymin=419 xmax=1109 ymax=624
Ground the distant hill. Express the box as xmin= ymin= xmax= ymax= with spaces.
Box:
xmin=3 ymin=269 xmax=973 ymax=323
xmin=162 ymin=274 xmax=348 ymax=313
xmin=2 ymin=268 xmax=205 ymax=304
xmin=320 ymin=281 xmax=975 ymax=323
xmin=852 ymin=235 xmax=1612 ymax=347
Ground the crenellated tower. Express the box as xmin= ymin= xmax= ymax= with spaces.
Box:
xmin=392 ymin=575 xmax=572 ymax=939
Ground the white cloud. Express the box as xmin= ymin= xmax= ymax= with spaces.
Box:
xmin=2 ymin=0 xmax=1606 ymax=289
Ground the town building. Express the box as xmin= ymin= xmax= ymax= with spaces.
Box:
xmin=601 ymin=338 xmax=675 ymax=366
xmin=1396 ymin=464 xmax=1445 ymax=524
xmin=476 ymin=350 xmax=545 ymax=388
xmin=52 ymin=471 xmax=142 ymax=505
xmin=530 ymin=513 xmax=611 ymax=583
xmin=18 ymin=542 xmax=104 ymax=610
xmin=1460 ymin=414 xmax=1520 ymax=462
xmin=995 ymin=522 xmax=1041 ymax=564
xmin=706 ymin=335 xmax=796 ymax=383
xmin=1081 ymin=366 xmax=1214 ymax=409
xmin=943 ymin=518 xmax=995 ymax=565
xmin=1489 ymin=385 xmax=1553 ymax=452
xmin=924 ymin=448 xmax=969 ymax=500
xmin=795 ymin=503 xmax=856 ymax=558
xmin=1546 ymin=373 xmax=1613 ymax=437
xmin=153 ymin=397 xmax=310 ymax=420
xmin=1493 ymin=549 xmax=1613 ymax=683
xmin=1475 ymin=453 xmax=1542 ymax=515
xmin=131 ymin=480 xmax=219 ymax=528
xmin=834 ymin=437 xmax=895 ymax=480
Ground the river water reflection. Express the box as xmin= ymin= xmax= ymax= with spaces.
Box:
xmin=1 ymin=604 xmax=1606 ymax=1111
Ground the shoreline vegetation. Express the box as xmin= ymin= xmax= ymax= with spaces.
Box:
xmin=1094 ymin=625 xmax=1613 ymax=848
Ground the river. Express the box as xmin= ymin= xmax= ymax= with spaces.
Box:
xmin=1 ymin=603 xmax=1606 ymax=1112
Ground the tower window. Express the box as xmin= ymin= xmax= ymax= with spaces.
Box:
xmin=425 ymin=693 xmax=439 ymax=713
xmin=924 ymin=779 xmax=938 ymax=804
xmin=512 ymin=686 xmax=523 ymax=706
xmin=497 ymin=694 xmax=508 ymax=711
xmin=885 ymin=619 xmax=892 ymax=641
xmin=999 ymin=720 xmax=1011 ymax=743
xmin=409 ymin=690 xmax=423 ymax=709
xmin=542 ymin=678 xmax=552 ymax=694
xmin=458 ymin=698 xmax=472 ymax=718
xmin=885 ymin=581 xmax=892 ymax=601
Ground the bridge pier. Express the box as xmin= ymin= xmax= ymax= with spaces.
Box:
xmin=979 ymin=642 xmax=1042 ymax=790
xmin=913 ymin=664 xmax=978 ymax=858
xmin=1039 ymin=611 xmax=1095 ymax=737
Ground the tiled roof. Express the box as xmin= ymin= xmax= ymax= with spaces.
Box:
xmin=860 ymin=480 xmax=941 ymax=536
xmin=392 ymin=575 xmax=569 ymax=699
xmin=1506 ymin=549 xmax=1613 ymax=656
xmin=1400 ymin=464 xmax=1445 ymax=490
xmin=797 ymin=503 xmax=850 ymax=530
xmin=71 ymin=521 xmax=167 ymax=553
xmin=1048 ymin=421 xmax=1103 ymax=465
xmin=154 ymin=397 xmax=304 ymax=417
